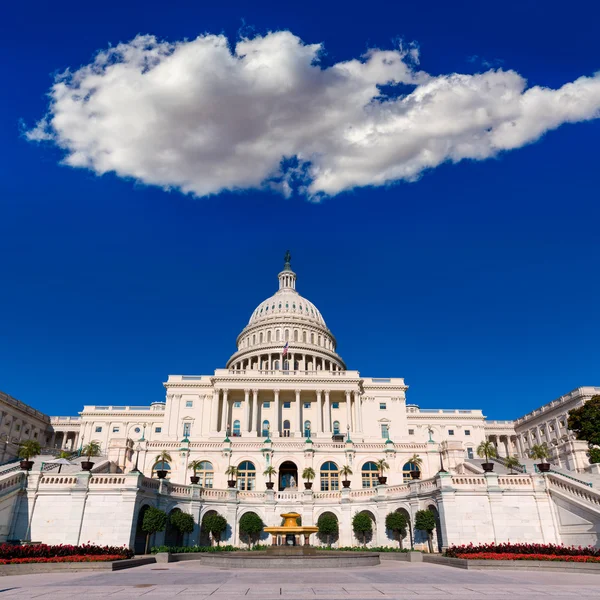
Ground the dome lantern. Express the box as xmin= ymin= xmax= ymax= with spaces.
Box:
xmin=278 ymin=250 xmax=296 ymax=291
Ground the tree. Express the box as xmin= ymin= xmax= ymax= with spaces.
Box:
xmin=317 ymin=513 xmax=339 ymax=546
xmin=142 ymin=507 xmax=167 ymax=554
xmin=568 ymin=396 xmax=600 ymax=446
xmin=188 ymin=460 xmax=203 ymax=477
xmin=352 ymin=512 xmax=372 ymax=547
xmin=155 ymin=450 xmax=172 ymax=465
xmin=529 ymin=444 xmax=550 ymax=464
xmin=476 ymin=440 xmax=497 ymax=462
xmin=58 ymin=450 xmax=71 ymax=459
xmin=170 ymin=510 xmax=195 ymax=536
xmin=82 ymin=441 xmax=101 ymax=460
xmin=375 ymin=459 xmax=390 ymax=476
xmin=239 ymin=512 xmax=264 ymax=547
xmin=202 ymin=513 xmax=227 ymax=546
xmin=415 ymin=509 xmax=436 ymax=553
xmin=302 ymin=467 xmax=315 ymax=482
xmin=18 ymin=440 xmax=41 ymax=461
xmin=225 ymin=465 xmax=238 ymax=480
xmin=385 ymin=511 xmax=408 ymax=549
xmin=263 ymin=465 xmax=277 ymax=483
xmin=407 ymin=454 xmax=423 ymax=470
xmin=589 ymin=448 xmax=600 ymax=464
xmin=505 ymin=455 xmax=522 ymax=474
xmin=339 ymin=465 xmax=353 ymax=484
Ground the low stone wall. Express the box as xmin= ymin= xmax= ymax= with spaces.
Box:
xmin=379 ymin=551 xmax=423 ymax=562
xmin=423 ymin=554 xmax=600 ymax=573
xmin=0 ymin=557 xmax=155 ymax=576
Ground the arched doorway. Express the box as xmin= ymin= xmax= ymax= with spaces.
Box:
xmin=164 ymin=508 xmax=184 ymax=548
xmin=133 ymin=504 xmax=151 ymax=555
xmin=279 ymin=461 xmax=298 ymax=490
xmin=199 ymin=509 xmax=217 ymax=546
xmin=427 ymin=504 xmax=443 ymax=552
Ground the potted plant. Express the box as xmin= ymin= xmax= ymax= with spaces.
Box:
xmin=154 ymin=450 xmax=172 ymax=479
xmin=188 ymin=459 xmax=203 ymax=484
xmin=225 ymin=465 xmax=238 ymax=488
xmin=81 ymin=441 xmax=101 ymax=471
xmin=263 ymin=465 xmax=277 ymax=490
xmin=505 ymin=455 xmax=522 ymax=474
xmin=340 ymin=464 xmax=353 ymax=488
xmin=530 ymin=444 xmax=551 ymax=472
xmin=18 ymin=440 xmax=41 ymax=471
xmin=407 ymin=454 xmax=423 ymax=479
xmin=376 ymin=458 xmax=390 ymax=484
xmin=302 ymin=466 xmax=316 ymax=490
xmin=476 ymin=440 xmax=497 ymax=472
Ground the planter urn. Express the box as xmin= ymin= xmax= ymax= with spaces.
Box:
xmin=377 ymin=476 xmax=388 ymax=485
xmin=81 ymin=461 xmax=95 ymax=471
xmin=410 ymin=471 xmax=420 ymax=480
xmin=266 ymin=481 xmax=274 ymax=490
xmin=227 ymin=479 xmax=236 ymax=488
xmin=20 ymin=460 xmax=34 ymax=471
xmin=156 ymin=469 xmax=168 ymax=479
xmin=190 ymin=476 xmax=200 ymax=484
xmin=304 ymin=481 xmax=313 ymax=490
xmin=482 ymin=462 xmax=494 ymax=472
xmin=342 ymin=480 xmax=351 ymax=488
xmin=537 ymin=462 xmax=551 ymax=473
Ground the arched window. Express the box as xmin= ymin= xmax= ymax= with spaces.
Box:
xmin=262 ymin=420 xmax=270 ymax=437
xmin=276 ymin=330 xmax=280 ymax=342
xmin=402 ymin=462 xmax=420 ymax=482
xmin=152 ymin=461 xmax=171 ymax=479
xmin=283 ymin=420 xmax=291 ymax=437
xmin=283 ymin=360 xmax=289 ymax=370
xmin=361 ymin=462 xmax=379 ymax=488
xmin=274 ymin=360 xmax=280 ymax=370
xmin=198 ymin=461 xmax=214 ymax=488
xmin=259 ymin=333 xmax=263 ymax=343
xmin=302 ymin=331 xmax=307 ymax=343
xmin=294 ymin=330 xmax=298 ymax=342
xmin=233 ymin=420 xmax=241 ymax=437
xmin=267 ymin=331 xmax=272 ymax=342
xmin=304 ymin=420 xmax=311 ymax=438
xmin=318 ymin=335 xmax=322 ymax=346
xmin=320 ymin=461 xmax=339 ymax=491
xmin=252 ymin=334 xmax=255 ymax=345
xmin=311 ymin=333 xmax=315 ymax=344
xmin=333 ymin=421 xmax=340 ymax=435
xmin=285 ymin=329 xmax=289 ymax=341
xmin=237 ymin=461 xmax=256 ymax=491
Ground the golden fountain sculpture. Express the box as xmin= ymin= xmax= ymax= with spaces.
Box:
xmin=264 ymin=512 xmax=319 ymax=553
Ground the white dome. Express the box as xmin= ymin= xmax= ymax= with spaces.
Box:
xmin=248 ymin=290 xmax=326 ymax=327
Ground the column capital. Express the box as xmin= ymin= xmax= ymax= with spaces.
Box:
xmin=316 ymin=389 xmax=323 ymax=396
xmin=295 ymin=389 xmax=302 ymax=396
xmin=252 ymin=388 xmax=259 ymax=395
xmin=273 ymin=389 xmax=280 ymax=394
xmin=244 ymin=388 xmax=251 ymax=394
xmin=345 ymin=390 xmax=351 ymax=399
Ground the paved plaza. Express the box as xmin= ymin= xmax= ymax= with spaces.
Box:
xmin=0 ymin=561 xmax=599 ymax=599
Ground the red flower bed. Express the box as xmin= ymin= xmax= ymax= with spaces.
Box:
xmin=445 ymin=542 xmax=600 ymax=558
xmin=455 ymin=552 xmax=600 ymax=563
xmin=0 ymin=543 xmax=133 ymax=561
xmin=0 ymin=554 xmax=126 ymax=565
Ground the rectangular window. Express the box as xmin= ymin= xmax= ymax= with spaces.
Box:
xmin=183 ymin=423 xmax=191 ymax=437
xmin=112 ymin=427 xmax=120 ymax=433
xmin=465 ymin=429 xmax=471 ymax=436
xmin=155 ymin=427 xmax=162 ymax=433
xmin=34 ymin=432 xmax=38 ymax=438
xmin=379 ymin=403 xmax=387 ymax=410
xmin=448 ymin=430 xmax=455 ymax=436
xmin=185 ymin=401 xmax=193 ymax=408
xmin=304 ymin=403 xmax=311 ymax=409
xmin=381 ymin=424 xmax=389 ymax=438
xmin=234 ymin=401 xmax=242 ymax=408
xmin=332 ymin=402 xmax=339 ymax=409
xmin=263 ymin=402 xmax=270 ymax=409
xmin=95 ymin=426 xmax=102 ymax=433
xmin=15 ymin=425 xmax=20 ymax=432
xmin=283 ymin=402 xmax=291 ymax=409
xmin=408 ymin=429 xmax=415 ymax=435
xmin=466 ymin=447 xmax=474 ymax=459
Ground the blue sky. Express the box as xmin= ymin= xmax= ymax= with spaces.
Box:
xmin=1 ymin=0 xmax=599 ymax=420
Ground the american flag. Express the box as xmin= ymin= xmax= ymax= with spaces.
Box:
xmin=283 ymin=342 xmax=289 ymax=356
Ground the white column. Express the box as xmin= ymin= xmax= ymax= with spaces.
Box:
xmin=252 ymin=389 xmax=259 ymax=436
xmin=295 ymin=390 xmax=302 ymax=436
xmin=345 ymin=391 xmax=352 ymax=433
xmin=316 ymin=390 xmax=323 ymax=434
xmin=354 ymin=391 xmax=362 ymax=433
xmin=221 ymin=389 xmax=229 ymax=435
xmin=244 ymin=389 xmax=250 ymax=433
xmin=210 ymin=390 xmax=220 ymax=434
xmin=273 ymin=390 xmax=280 ymax=436
xmin=324 ymin=391 xmax=331 ymax=433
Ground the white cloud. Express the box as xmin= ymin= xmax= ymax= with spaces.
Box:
xmin=27 ymin=31 xmax=600 ymax=199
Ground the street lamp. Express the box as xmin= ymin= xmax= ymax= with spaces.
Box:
xmin=131 ymin=443 xmax=142 ymax=473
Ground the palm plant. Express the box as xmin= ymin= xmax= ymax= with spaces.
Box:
xmin=476 ymin=440 xmax=497 ymax=462
xmin=18 ymin=440 xmax=41 ymax=461
xmin=339 ymin=464 xmax=353 ymax=488
xmin=225 ymin=465 xmax=238 ymax=487
xmin=82 ymin=441 xmax=101 ymax=460
xmin=153 ymin=450 xmax=172 ymax=479
xmin=407 ymin=454 xmax=423 ymax=469
xmin=505 ymin=455 xmax=522 ymax=474
xmin=530 ymin=444 xmax=551 ymax=472
xmin=188 ymin=459 xmax=203 ymax=484
xmin=263 ymin=465 xmax=277 ymax=489
xmin=376 ymin=458 xmax=390 ymax=476
xmin=156 ymin=450 xmax=172 ymax=464
xmin=58 ymin=450 xmax=72 ymax=459
xmin=302 ymin=466 xmax=316 ymax=490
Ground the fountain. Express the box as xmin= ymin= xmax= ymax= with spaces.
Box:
xmin=264 ymin=512 xmax=319 ymax=555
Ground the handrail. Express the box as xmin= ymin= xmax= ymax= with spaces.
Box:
xmin=543 ymin=467 xmax=593 ymax=488
xmin=491 ymin=456 xmax=527 ymax=473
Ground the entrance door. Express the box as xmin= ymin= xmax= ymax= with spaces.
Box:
xmin=278 ymin=461 xmax=298 ymax=490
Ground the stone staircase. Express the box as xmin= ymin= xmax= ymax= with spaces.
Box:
xmin=0 ymin=453 xmax=111 ymax=476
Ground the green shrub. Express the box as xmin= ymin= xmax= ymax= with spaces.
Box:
xmin=239 ymin=512 xmax=265 ymax=547
xmin=414 ymin=510 xmax=436 ymax=553
xmin=202 ymin=513 xmax=228 ymax=546
xmin=317 ymin=513 xmax=338 ymax=546
xmin=170 ymin=511 xmax=195 ymax=535
xmin=352 ymin=513 xmax=373 ymax=547
xmin=385 ymin=511 xmax=408 ymax=549
xmin=142 ymin=507 xmax=167 ymax=555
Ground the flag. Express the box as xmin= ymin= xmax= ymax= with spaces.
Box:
xmin=283 ymin=342 xmax=289 ymax=356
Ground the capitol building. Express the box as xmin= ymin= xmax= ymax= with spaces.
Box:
xmin=1 ymin=255 xmax=600 ymax=552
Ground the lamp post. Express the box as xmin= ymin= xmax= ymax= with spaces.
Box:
xmin=131 ymin=443 xmax=142 ymax=473
xmin=438 ymin=440 xmax=448 ymax=474
xmin=0 ymin=435 xmax=9 ymax=463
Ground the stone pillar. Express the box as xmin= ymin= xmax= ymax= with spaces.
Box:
xmin=324 ymin=391 xmax=331 ymax=433
xmin=316 ymin=390 xmax=323 ymax=434
xmin=210 ymin=390 xmax=220 ymax=434
xmin=345 ymin=391 xmax=352 ymax=433
xmin=244 ymin=389 xmax=251 ymax=433
xmin=354 ymin=391 xmax=362 ymax=433
xmin=295 ymin=390 xmax=302 ymax=436
xmin=252 ymin=389 xmax=259 ymax=436
xmin=273 ymin=389 xmax=280 ymax=436
xmin=220 ymin=389 xmax=229 ymax=435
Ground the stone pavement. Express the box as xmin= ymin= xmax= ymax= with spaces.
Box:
xmin=0 ymin=561 xmax=599 ymax=599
